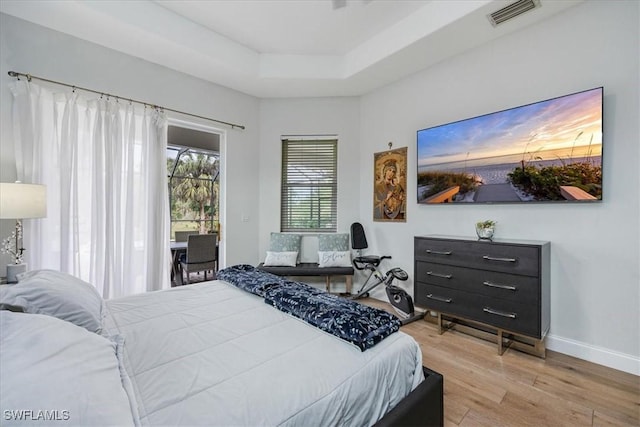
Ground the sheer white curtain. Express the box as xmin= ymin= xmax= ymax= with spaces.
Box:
xmin=10 ymin=81 xmax=171 ymax=298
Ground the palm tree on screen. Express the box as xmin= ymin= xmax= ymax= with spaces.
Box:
xmin=173 ymin=153 xmax=218 ymax=234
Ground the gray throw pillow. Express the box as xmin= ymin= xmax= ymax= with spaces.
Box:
xmin=1 ymin=269 xmax=104 ymax=334
xmin=318 ymin=233 xmax=349 ymax=251
xmin=269 ymin=233 xmax=302 ymax=263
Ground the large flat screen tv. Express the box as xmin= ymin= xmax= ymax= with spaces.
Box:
xmin=417 ymin=87 xmax=603 ymax=204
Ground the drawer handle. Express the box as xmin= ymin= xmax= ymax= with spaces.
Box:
xmin=426 ymin=294 xmax=452 ymax=303
xmin=483 ymin=307 xmax=517 ymax=319
xmin=483 ymin=255 xmax=517 ymax=263
xmin=483 ymin=280 xmax=517 ymax=291
xmin=427 ymin=271 xmax=452 ymax=279
xmin=426 ymin=249 xmax=452 ymax=256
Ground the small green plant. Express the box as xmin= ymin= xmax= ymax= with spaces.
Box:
xmin=475 ymin=220 xmax=496 ymax=240
xmin=476 ymin=220 xmax=496 ymax=229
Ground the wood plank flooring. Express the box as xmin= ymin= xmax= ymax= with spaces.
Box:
xmin=361 ymin=298 xmax=640 ymax=427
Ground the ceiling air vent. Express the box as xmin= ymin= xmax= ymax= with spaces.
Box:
xmin=488 ymin=0 xmax=541 ymax=27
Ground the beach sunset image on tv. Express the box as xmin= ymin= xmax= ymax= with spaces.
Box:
xmin=417 ymin=87 xmax=603 ymax=204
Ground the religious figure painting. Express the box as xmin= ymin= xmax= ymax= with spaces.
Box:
xmin=373 ymin=147 xmax=407 ymax=222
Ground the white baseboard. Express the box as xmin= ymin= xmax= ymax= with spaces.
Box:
xmin=546 ymin=334 xmax=640 ymax=376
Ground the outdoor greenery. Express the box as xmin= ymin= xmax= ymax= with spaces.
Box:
xmin=508 ymin=131 xmax=602 ymax=201
xmin=285 ymin=187 xmax=335 ymax=231
xmin=507 ymin=161 xmax=602 ymax=200
xmin=167 ymin=151 xmax=219 ymax=237
xmin=417 ymin=171 xmax=479 ymax=200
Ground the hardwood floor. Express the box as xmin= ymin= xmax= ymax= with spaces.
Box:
xmin=362 ymin=298 xmax=640 ymax=427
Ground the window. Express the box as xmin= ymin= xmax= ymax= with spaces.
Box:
xmin=281 ymin=138 xmax=337 ymax=232
xmin=167 ymin=147 xmax=219 ymax=239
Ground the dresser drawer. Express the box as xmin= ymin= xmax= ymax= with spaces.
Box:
xmin=416 ymin=261 xmax=539 ymax=305
xmin=415 ymin=283 xmax=540 ymax=337
xmin=414 ymin=237 xmax=540 ymax=276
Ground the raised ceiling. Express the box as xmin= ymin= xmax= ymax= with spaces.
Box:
xmin=0 ymin=0 xmax=583 ymax=98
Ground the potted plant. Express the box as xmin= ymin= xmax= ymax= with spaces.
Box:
xmin=475 ymin=220 xmax=496 ymax=241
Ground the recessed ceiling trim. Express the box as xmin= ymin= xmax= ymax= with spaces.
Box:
xmin=1 ymin=0 xmax=584 ymax=98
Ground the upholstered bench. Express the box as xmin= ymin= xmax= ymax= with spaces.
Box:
xmin=257 ymin=262 xmax=353 ymax=294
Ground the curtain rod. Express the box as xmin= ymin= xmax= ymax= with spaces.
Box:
xmin=7 ymin=71 xmax=245 ymax=130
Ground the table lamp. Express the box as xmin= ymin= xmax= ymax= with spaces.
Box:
xmin=0 ymin=182 xmax=47 ymax=283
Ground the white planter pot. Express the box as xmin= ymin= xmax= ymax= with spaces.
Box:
xmin=476 ymin=226 xmax=495 ymax=241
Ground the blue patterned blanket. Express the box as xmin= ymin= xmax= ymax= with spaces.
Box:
xmin=217 ymin=265 xmax=401 ymax=351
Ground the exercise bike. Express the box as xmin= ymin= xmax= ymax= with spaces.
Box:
xmin=350 ymin=223 xmax=425 ymax=325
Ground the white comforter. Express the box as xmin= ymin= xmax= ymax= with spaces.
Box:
xmin=103 ymin=280 xmax=424 ymax=427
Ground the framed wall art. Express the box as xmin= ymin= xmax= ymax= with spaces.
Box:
xmin=373 ymin=146 xmax=407 ymax=222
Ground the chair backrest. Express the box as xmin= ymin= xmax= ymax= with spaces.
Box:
xmin=175 ymin=231 xmax=198 ymax=242
xmin=186 ymin=233 xmax=217 ymax=264
xmin=351 ymin=222 xmax=368 ymax=250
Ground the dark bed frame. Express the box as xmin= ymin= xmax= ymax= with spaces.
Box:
xmin=374 ymin=366 xmax=444 ymax=427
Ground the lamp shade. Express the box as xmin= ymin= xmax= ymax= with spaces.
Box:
xmin=0 ymin=182 xmax=47 ymax=219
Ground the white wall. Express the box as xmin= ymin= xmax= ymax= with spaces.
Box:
xmin=358 ymin=0 xmax=639 ymax=374
xmin=0 ymin=13 xmax=261 ymax=268
xmin=257 ymin=97 xmax=361 ymax=258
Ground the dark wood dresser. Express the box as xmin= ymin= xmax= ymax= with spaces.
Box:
xmin=414 ymin=235 xmax=550 ymax=357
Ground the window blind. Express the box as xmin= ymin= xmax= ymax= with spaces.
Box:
xmin=281 ymin=138 xmax=337 ymax=232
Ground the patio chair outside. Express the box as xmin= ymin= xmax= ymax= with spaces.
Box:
xmin=175 ymin=231 xmax=199 ymax=242
xmin=179 ymin=233 xmax=218 ymax=284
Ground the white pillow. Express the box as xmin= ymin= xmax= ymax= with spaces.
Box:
xmin=0 ymin=311 xmax=140 ymax=427
xmin=1 ymin=269 xmax=104 ymax=334
xmin=318 ymin=251 xmax=352 ymax=268
xmin=263 ymin=251 xmax=298 ymax=267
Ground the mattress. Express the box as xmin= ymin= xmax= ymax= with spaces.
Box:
xmin=103 ymin=280 xmax=424 ymax=426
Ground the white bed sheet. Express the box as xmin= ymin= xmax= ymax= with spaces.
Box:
xmin=103 ymin=280 xmax=424 ymax=427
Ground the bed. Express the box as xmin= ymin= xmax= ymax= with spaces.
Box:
xmin=0 ymin=267 xmax=443 ymax=426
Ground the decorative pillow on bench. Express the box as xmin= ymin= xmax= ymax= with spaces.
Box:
xmin=263 ymin=251 xmax=298 ymax=267
xmin=318 ymin=251 xmax=352 ymax=268
xmin=318 ymin=233 xmax=349 ymax=251
xmin=269 ymin=233 xmax=302 ymax=264
xmin=318 ymin=233 xmax=351 ymax=267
